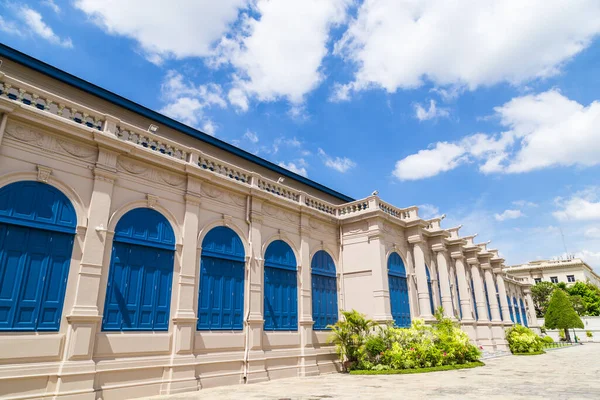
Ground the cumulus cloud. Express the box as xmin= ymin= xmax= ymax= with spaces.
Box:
xmin=19 ymin=7 xmax=72 ymax=47
xmin=393 ymin=142 xmax=466 ymax=180
xmin=553 ymin=188 xmax=600 ymax=221
xmin=334 ymin=0 xmax=600 ymax=99
xmin=278 ymin=160 xmax=308 ymax=177
xmin=414 ymin=100 xmax=450 ymax=121
xmin=393 ymin=90 xmax=600 ymax=180
xmin=214 ymin=0 xmax=351 ymax=110
xmin=42 ymin=0 xmax=60 ymax=14
xmin=75 ymin=0 xmax=247 ymax=63
xmin=243 ymin=130 xmax=259 ymax=143
xmin=318 ymin=148 xmax=356 ymax=173
xmin=494 ymin=209 xmax=525 ymax=222
xmin=512 ymin=200 xmax=538 ymax=208
xmin=584 ymin=227 xmax=600 ymax=239
xmin=159 ymin=70 xmax=226 ymax=131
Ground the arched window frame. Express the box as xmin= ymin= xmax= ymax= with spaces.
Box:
xmin=263 ymin=240 xmax=298 ymax=331
xmin=197 ymin=226 xmax=245 ymax=331
xmin=311 ymin=250 xmax=338 ymax=330
xmin=102 ymin=208 xmax=175 ymax=332
xmin=0 ymin=181 xmax=76 ymax=332
xmin=388 ymin=252 xmax=411 ymax=328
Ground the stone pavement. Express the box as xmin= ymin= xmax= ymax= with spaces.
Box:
xmin=148 ymin=344 xmax=600 ymax=400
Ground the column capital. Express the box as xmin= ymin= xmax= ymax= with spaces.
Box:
xmin=480 ymin=262 xmax=492 ymax=270
xmin=93 ymin=167 xmax=117 ymax=184
xmin=523 ymin=288 xmax=532 ymax=295
xmin=450 ymin=251 xmax=464 ymax=260
xmin=184 ymin=193 xmax=202 ymax=206
xmin=466 ymin=258 xmax=480 ymax=266
xmin=431 ymin=243 xmax=447 ymax=253
xmin=492 ymin=267 xmax=503 ymax=274
xmin=407 ymin=234 xmax=424 ymax=244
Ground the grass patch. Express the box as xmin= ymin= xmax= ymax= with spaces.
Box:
xmin=349 ymin=361 xmax=485 ymax=375
xmin=512 ymin=351 xmax=545 ymax=356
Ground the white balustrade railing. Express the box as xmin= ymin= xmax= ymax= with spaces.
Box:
xmin=115 ymin=124 xmax=189 ymax=161
xmin=377 ymin=200 xmax=418 ymax=221
xmin=0 ymin=73 xmax=105 ymax=131
xmin=256 ymin=178 xmax=300 ymax=202
xmin=197 ymin=152 xmax=252 ymax=185
xmin=304 ymin=195 xmax=336 ymax=215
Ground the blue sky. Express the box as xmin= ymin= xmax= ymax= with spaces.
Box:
xmin=2 ymin=0 xmax=600 ymax=269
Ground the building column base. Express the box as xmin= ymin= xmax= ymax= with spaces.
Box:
xmin=459 ymin=319 xmax=478 ymax=344
xmin=245 ymin=351 xmax=269 ymax=384
xmin=475 ymin=322 xmax=494 ymax=351
xmin=490 ymin=321 xmax=509 ymax=352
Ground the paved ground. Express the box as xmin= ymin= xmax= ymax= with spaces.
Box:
xmin=149 ymin=344 xmax=600 ymax=400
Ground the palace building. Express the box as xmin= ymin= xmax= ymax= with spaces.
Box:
xmin=0 ymin=44 xmax=536 ymax=400
xmin=505 ymin=257 xmax=600 ymax=288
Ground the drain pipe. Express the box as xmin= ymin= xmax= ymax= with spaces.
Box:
xmin=243 ymin=194 xmax=252 ymax=383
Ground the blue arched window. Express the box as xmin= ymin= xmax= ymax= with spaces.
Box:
xmin=507 ymin=296 xmax=515 ymax=322
xmin=198 ymin=226 xmax=245 ymax=330
xmin=483 ymin=280 xmax=492 ymax=320
xmin=455 ymin=273 xmax=462 ymax=319
xmin=102 ymin=208 xmax=175 ymax=331
xmin=425 ymin=266 xmax=434 ymax=315
xmin=470 ymin=277 xmax=479 ymax=320
xmin=311 ymin=250 xmax=338 ymax=330
xmin=513 ymin=297 xmax=521 ymax=325
xmin=264 ymin=240 xmax=297 ymax=331
xmin=0 ymin=181 xmax=76 ymax=331
xmin=388 ymin=252 xmax=411 ymax=327
xmin=520 ymin=298 xmax=528 ymax=327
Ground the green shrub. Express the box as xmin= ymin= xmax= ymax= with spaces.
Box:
xmin=586 ymin=330 xmax=593 ymax=338
xmin=541 ymin=335 xmax=554 ymax=344
xmin=327 ymin=310 xmax=376 ymax=371
xmin=505 ymin=324 xmax=544 ymax=354
xmin=338 ymin=309 xmax=481 ymax=372
xmin=558 ymin=329 xmax=566 ymax=341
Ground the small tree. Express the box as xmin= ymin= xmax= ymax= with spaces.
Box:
xmin=544 ymin=289 xmax=584 ymax=342
xmin=327 ymin=310 xmax=375 ymax=371
xmin=531 ymin=281 xmax=555 ymax=317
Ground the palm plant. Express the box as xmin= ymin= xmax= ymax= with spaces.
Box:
xmin=327 ymin=310 xmax=376 ymax=371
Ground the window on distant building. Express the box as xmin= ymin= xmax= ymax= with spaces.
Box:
xmin=550 ymin=276 xmax=558 ymax=283
xmin=567 ymin=275 xmax=575 ymax=283
xmin=534 ymin=278 xmax=542 ymax=284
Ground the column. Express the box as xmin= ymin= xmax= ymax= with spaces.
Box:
xmin=452 ymin=254 xmax=473 ymax=322
xmin=162 ymin=179 xmax=202 ymax=394
xmin=469 ymin=262 xmax=489 ymax=322
xmin=0 ymin=112 xmax=8 ymax=146
xmin=245 ymin=196 xmax=268 ymax=383
xmin=494 ymin=269 xmax=512 ymax=324
xmin=298 ymin=215 xmax=318 ymax=376
xmin=483 ymin=267 xmax=501 ymax=322
xmin=524 ymin=289 xmax=540 ymax=328
xmin=433 ymin=245 xmax=454 ymax=318
xmin=410 ymin=236 xmax=433 ymax=320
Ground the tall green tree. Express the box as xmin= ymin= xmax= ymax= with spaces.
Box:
xmin=531 ymin=281 xmax=555 ymax=317
xmin=567 ymin=282 xmax=600 ymax=316
xmin=544 ymin=289 xmax=584 ymax=342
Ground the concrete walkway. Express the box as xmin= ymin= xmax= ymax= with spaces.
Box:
xmin=148 ymin=344 xmax=600 ymax=400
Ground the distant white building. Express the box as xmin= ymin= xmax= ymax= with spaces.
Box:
xmin=504 ymin=258 xmax=600 ymax=288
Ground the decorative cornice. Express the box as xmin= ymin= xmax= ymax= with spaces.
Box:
xmin=407 ymin=234 xmax=423 ymax=244
xmin=450 ymin=251 xmax=464 ymax=260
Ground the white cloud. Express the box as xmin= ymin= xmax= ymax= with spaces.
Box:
xmin=19 ymin=7 xmax=72 ymax=48
xmin=512 ymin=200 xmax=538 ymax=208
xmin=75 ymin=0 xmax=247 ymax=63
xmin=414 ymin=100 xmax=449 ymax=121
xmin=243 ymin=130 xmax=259 ymax=143
xmin=215 ymin=0 xmax=351 ymax=109
xmin=159 ymin=70 xmax=226 ymax=130
xmin=393 ymin=90 xmax=600 ymax=179
xmin=0 ymin=16 xmax=19 ymax=34
xmin=575 ymin=250 xmax=600 ymax=269
xmin=494 ymin=209 xmax=525 ymax=222
xmin=553 ymin=189 xmax=600 ymax=221
xmin=418 ymin=204 xmax=440 ymax=219
xmin=334 ymin=0 xmax=600 ymax=99
xmin=393 ymin=142 xmax=466 ymax=181
xmin=278 ymin=160 xmax=308 ymax=177
xmin=318 ymin=148 xmax=356 ymax=173
xmin=42 ymin=0 xmax=61 ymax=14
xmin=584 ymin=227 xmax=600 ymax=239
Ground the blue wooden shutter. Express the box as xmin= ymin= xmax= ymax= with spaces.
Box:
xmin=513 ymin=297 xmax=521 ymax=324
xmin=264 ymin=240 xmax=297 ymax=331
xmin=311 ymin=250 xmax=338 ymax=330
xmin=0 ymin=181 xmax=76 ymax=332
xmin=198 ymin=226 xmax=245 ymax=330
xmin=455 ymin=273 xmax=462 ymax=319
xmin=483 ymin=280 xmax=492 ymax=320
xmin=426 ymin=266 xmax=434 ymax=315
xmin=507 ymin=296 xmax=514 ymax=322
xmin=102 ymin=208 xmax=174 ymax=331
xmin=388 ymin=253 xmax=411 ymax=327
xmin=496 ymin=283 xmax=503 ymax=321
xmin=470 ymin=278 xmax=479 ymax=320
xmin=520 ymin=298 xmax=528 ymax=327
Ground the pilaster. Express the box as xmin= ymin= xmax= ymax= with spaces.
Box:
xmin=298 ymin=215 xmax=318 ymax=377
xmin=409 ymin=235 xmax=433 ymax=321
xmin=524 ymin=288 xmax=541 ymax=333
xmin=494 ymin=268 xmax=513 ymax=326
xmin=483 ymin=265 xmax=507 ymax=351
xmin=467 ymin=258 xmax=493 ymax=350
xmin=432 ymin=244 xmax=454 ymax=319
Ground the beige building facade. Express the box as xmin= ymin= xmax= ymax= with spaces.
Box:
xmin=0 ymin=45 xmax=536 ymax=400
xmin=505 ymin=258 xmax=600 ymax=288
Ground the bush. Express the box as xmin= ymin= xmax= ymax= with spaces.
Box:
xmin=327 ymin=310 xmax=376 ymax=371
xmin=558 ymin=329 xmax=566 ymax=341
xmin=541 ymin=335 xmax=554 ymax=344
xmin=505 ymin=324 xmax=544 ymax=354
xmin=586 ymin=330 xmax=593 ymax=338
xmin=333 ymin=309 xmax=481 ymax=372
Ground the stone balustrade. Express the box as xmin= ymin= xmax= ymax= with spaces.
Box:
xmin=115 ymin=122 xmax=190 ymax=161
xmin=337 ymin=198 xmax=370 ymax=216
xmin=256 ymin=177 xmax=300 ymax=202
xmin=378 ymin=200 xmax=419 ymax=221
xmin=0 ymin=73 xmax=105 ymax=130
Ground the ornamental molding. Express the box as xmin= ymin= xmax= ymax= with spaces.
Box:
xmin=431 ymin=243 xmax=446 ymax=253
xmin=407 ymin=234 xmax=423 ymax=244
xmin=36 ymin=165 xmax=52 ymax=183
xmin=117 ymin=157 xmax=185 ymax=188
